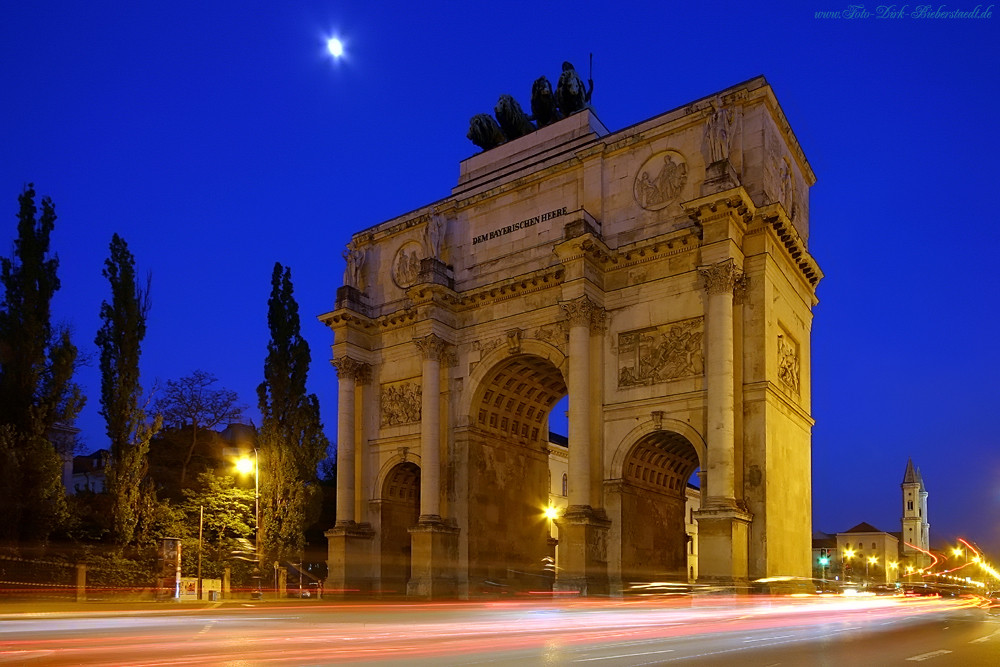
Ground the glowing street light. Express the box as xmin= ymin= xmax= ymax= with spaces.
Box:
xmin=867 ymin=555 xmax=878 ymax=583
xmin=235 ymin=450 xmax=261 ymax=598
xmin=843 ymin=548 xmax=855 ymax=582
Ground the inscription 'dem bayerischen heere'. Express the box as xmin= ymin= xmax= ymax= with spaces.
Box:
xmin=472 ymin=207 xmax=568 ymax=245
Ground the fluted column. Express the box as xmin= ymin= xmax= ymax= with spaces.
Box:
xmin=332 ymin=356 xmax=370 ymax=525
xmin=560 ymin=296 xmax=600 ymax=509
xmin=414 ymin=334 xmax=447 ymax=521
xmin=699 ymin=259 xmax=742 ymax=507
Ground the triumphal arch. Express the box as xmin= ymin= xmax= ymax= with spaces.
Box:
xmin=323 ymin=73 xmax=821 ymax=597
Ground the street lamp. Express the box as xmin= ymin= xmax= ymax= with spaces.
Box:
xmin=867 ymin=555 xmax=878 ymax=584
xmin=843 ymin=548 xmax=855 ymax=583
xmin=235 ymin=450 xmax=260 ymax=598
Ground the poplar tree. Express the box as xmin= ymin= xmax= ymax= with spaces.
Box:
xmin=257 ymin=263 xmax=328 ymax=564
xmin=96 ymin=233 xmax=160 ymax=546
xmin=0 ymin=184 xmax=83 ymax=544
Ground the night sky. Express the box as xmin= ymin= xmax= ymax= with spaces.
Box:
xmin=2 ymin=3 xmax=997 ymax=559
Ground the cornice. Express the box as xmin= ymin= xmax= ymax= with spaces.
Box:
xmin=682 ymin=187 xmax=757 ymax=227
xmin=752 ymin=203 xmax=823 ymax=288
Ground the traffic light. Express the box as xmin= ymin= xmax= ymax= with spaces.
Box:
xmin=818 ymin=548 xmax=830 ymax=566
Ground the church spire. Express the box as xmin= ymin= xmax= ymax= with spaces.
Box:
xmin=902 ymin=458 xmax=919 ymax=485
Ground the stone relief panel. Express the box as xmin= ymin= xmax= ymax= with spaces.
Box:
xmin=777 ymin=332 xmax=800 ymax=392
xmin=391 ymin=241 xmax=423 ymax=289
xmin=633 ymin=150 xmax=688 ymax=211
xmin=618 ymin=317 xmax=704 ymax=388
xmin=380 ymin=380 xmax=422 ymax=427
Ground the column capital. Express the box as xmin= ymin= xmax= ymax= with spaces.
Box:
xmin=699 ymin=259 xmax=744 ymax=297
xmin=332 ymin=356 xmax=371 ymax=384
xmin=733 ymin=273 xmax=752 ymax=305
xmin=414 ymin=333 xmax=450 ymax=361
xmin=560 ymin=295 xmax=606 ymax=333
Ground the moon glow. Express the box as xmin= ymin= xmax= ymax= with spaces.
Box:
xmin=327 ymin=37 xmax=344 ymax=58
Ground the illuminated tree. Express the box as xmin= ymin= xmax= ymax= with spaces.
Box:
xmin=257 ymin=263 xmax=328 ymax=564
xmin=0 ymin=185 xmax=83 ymax=544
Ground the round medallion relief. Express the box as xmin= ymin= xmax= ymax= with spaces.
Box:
xmin=634 ymin=150 xmax=688 ymax=210
xmin=391 ymin=241 xmax=423 ymax=289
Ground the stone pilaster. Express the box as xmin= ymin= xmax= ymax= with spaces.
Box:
xmin=555 ymin=295 xmax=609 ymax=595
xmin=332 ymin=356 xmax=370 ymax=525
xmin=414 ymin=334 xmax=448 ymax=521
xmin=699 ymin=259 xmax=741 ymax=509
xmin=559 ymin=295 xmax=603 ymax=510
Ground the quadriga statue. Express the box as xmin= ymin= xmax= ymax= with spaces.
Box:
xmin=530 ymin=76 xmax=562 ymax=128
xmin=467 ymin=113 xmax=506 ymax=151
xmin=555 ymin=61 xmax=593 ymax=117
xmin=495 ymin=94 xmax=535 ymax=141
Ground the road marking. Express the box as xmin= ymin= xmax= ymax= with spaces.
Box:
xmin=906 ymin=650 xmax=953 ymax=661
xmin=970 ymin=628 xmax=1000 ymax=643
xmin=575 ymin=649 xmax=675 ymax=661
xmin=743 ymin=634 xmax=794 ymax=643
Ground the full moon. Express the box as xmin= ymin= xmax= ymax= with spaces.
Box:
xmin=327 ymin=37 xmax=344 ymax=58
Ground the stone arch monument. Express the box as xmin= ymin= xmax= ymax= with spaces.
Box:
xmin=322 ymin=76 xmax=821 ymax=597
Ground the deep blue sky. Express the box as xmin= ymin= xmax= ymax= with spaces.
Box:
xmin=2 ymin=2 xmax=998 ymax=558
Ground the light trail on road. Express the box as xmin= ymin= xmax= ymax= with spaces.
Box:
xmin=0 ymin=595 xmax=988 ymax=665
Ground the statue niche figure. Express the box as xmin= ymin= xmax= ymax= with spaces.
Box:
xmin=467 ymin=113 xmax=506 ymax=151
xmin=555 ymin=61 xmax=593 ymax=118
xmin=495 ymin=94 xmax=535 ymax=141
xmin=530 ymin=76 xmax=562 ymax=128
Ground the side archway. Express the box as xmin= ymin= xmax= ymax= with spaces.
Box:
xmin=377 ymin=459 xmax=421 ymax=595
xmin=609 ymin=423 xmax=703 ymax=585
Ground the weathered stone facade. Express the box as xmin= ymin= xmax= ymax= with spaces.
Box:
xmin=323 ymin=76 xmax=821 ymax=597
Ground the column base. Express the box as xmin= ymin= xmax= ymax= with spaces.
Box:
xmin=554 ymin=506 xmax=611 ymax=596
xmin=325 ymin=521 xmax=375 ymax=596
xmin=692 ymin=506 xmax=752 ymax=588
xmin=407 ymin=518 xmax=460 ymax=599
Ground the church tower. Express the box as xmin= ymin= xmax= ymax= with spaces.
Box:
xmin=901 ymin=459 xmax=930 ymax=558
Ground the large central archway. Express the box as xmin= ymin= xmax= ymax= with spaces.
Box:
xmin=466 ymin=352 xmax=566 ymax=592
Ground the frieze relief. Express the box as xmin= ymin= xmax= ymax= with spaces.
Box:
xmin=380 ymin=380 xmax=422 ymax=427
xmin=777 ymin=333 xmax=800 ymax=392
xmin=634 ymin=150 xmax=688 ymax=211
xmin=618 ymin=317 xmax=705 ymax=388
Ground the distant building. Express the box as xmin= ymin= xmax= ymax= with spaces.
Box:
xmin=901 ymin=458 xmax=930 ymax=560
xmin=71 ymin=449 xmax=109 ymax=494
xmin=813 ymin=459 xmax=932 ymax=585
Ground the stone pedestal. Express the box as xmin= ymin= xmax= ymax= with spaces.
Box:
xmin=554 ymin=507 xmax=610 ymax=596
xmin=325 ymin=522 xmax=375 ymax=595
xmin=692 ymin=507 xmax=752 ymax=586
xmin=407 ymin=519 xmax=460 ymax=598
xmin=701 ymin=159 xmax=740 ymax=195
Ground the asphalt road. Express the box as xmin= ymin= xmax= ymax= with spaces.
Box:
xmin=0 ymin=595 xmax=997 ymax=665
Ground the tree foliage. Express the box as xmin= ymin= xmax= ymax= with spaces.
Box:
xmin=0 ymin=185 xmax=83 ymax=544
xmin=257 ymin=263 xmax=328 ymax=564
xmin=96 ymin=233 xmax=161 ymax=547
xmin=155 ymin=370 xmax=244 ymax=488
xmin=180 ymin=472 xmax=255 ymax=578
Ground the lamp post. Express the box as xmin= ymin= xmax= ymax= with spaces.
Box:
xmin=843 ymin=548 xmax=855 ymax=584
xmin=867 ymin=555 xmax=878 ymax=585
xmin=236 ymin=450 xmax=260 ymax=598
